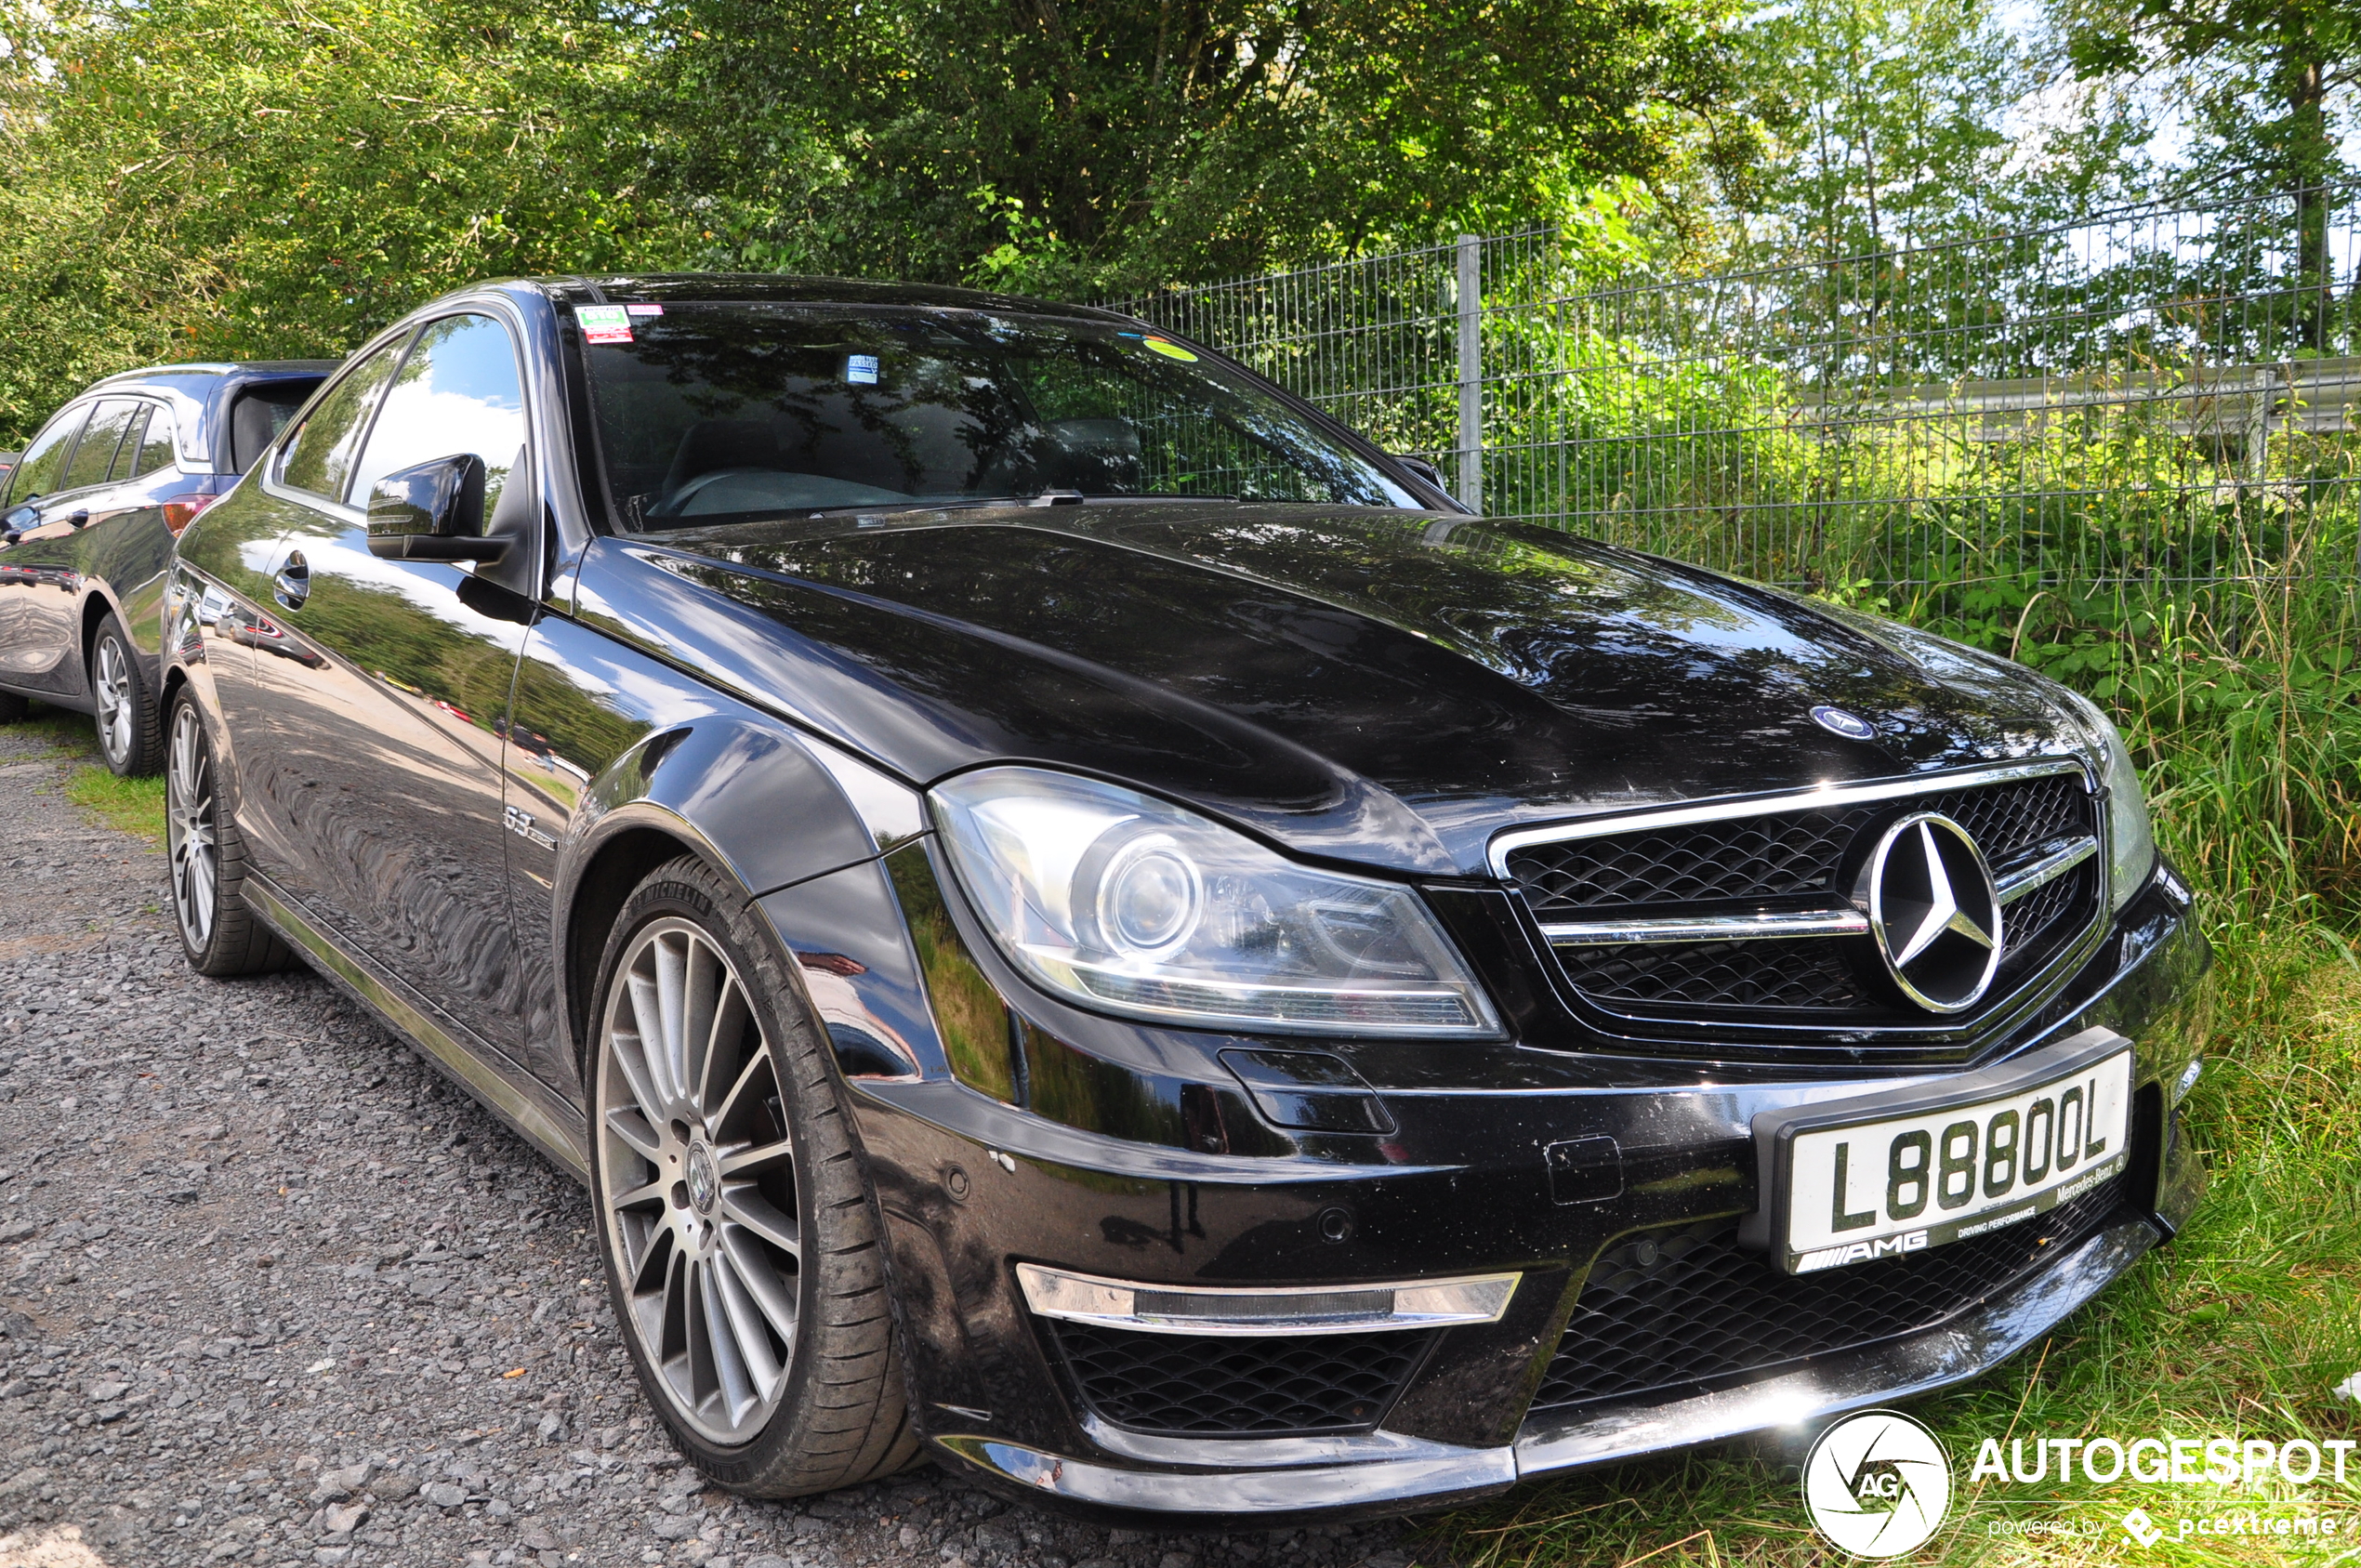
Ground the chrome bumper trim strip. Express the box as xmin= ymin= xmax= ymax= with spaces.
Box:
xmin=1016 ymin=1262 xmax=1520 ymax=1337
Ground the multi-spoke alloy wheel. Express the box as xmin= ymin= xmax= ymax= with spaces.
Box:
xmin=588 ymin=855 xmax=916 ymax=1495
xmin=96 ymin=637 xmax=135 ymax=763
xmin=90 ymin=614 xmax=160 ymax=775
xmin=598 ymin=917 xmax=803 ymax=1443
xmin=163 ymin=692 xmax=290 ymax=976
xmin=167 ymin=702 xmax=218 ymax=950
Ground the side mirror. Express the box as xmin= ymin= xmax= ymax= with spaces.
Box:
xmin=365 ymin=455 xmax=505 ymax=561
xmin=1393 ymin=455 xmax=1448 ymax=493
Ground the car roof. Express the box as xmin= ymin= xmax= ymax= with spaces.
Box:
xmin=73 ymin=360 xmax=338 ymax=471
xmin=530 ymin=273 xmax=1138 ymax=325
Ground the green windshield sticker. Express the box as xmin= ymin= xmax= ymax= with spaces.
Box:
xmin=1142 ymin=337 xmax=1198 ymax=362
xmin=576 ymin=305 xmax=633 ymax=344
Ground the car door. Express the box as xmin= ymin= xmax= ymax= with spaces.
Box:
xmin=0 ymin=402 xmax=91 ymax=681
xmin=176 ymin=351 xmax=407 ymax=886
xmin=2 ymin=398 xmax=140 ymax=692
xmin=241 ymin=310 xmax=536 ymax=1061
xmin=31 ymin=401 xmax=179 ymax=696
xmin=96 ymin=404 xmax=188 ymax=674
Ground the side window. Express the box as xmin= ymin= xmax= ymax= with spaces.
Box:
xmin=108 ymin=407 xmax=153 ymax=483
xmin=278 ymin=338 xmax=409 ymax=502
xmin=132 ymin=407 xmax=178 ymax=477
xmin=3 ymin=405 xmax=88 ymax=507
xmin=227 ymin=387 xmax=310 ymax=474
xmin=60 ymin=399 xmax=138 ymax=493
xmin=350 ymin=314 xmax=529 ymax=515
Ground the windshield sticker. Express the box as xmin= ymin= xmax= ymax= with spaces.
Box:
xmin=625 ymin=303 xmax=665 ymax=317
xmin=576 ymin=305 xmax=634 ymax=344
xmin=1142 ymin=337 xmax=1198 ymax=362
xmin=846 ymin=353 xmax=881 ymax=385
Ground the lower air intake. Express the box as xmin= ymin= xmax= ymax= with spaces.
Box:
xmin=1053 ymin=1324 xmax=1433 ymax=1436
xmin=1531 ymin=1178 xmax=2126 ymax=1414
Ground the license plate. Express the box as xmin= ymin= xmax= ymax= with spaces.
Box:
xmin=1753 ymin=1028 xmax=2133 ymax=1274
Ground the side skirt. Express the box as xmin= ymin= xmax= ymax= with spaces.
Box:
xmin=241 ymin=871 xmax=590 ymax=1183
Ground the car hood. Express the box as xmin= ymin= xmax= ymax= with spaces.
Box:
xmin=600 ymin=504 xmax=2087 ymax=878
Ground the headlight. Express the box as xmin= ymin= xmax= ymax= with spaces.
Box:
xmin=930 ymin=768 xmax=1502 ymax=1037
xmin=2058 ymin=690 xmax=2157 ymax=911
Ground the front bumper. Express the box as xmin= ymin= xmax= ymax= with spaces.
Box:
xmin=765 ymin=854 xmax=2211 ymax=1526
xmin=940 ymin=1208 xmax=2161 ymax=1522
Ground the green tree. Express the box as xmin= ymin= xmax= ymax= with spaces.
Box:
xmin=0 ymin=0 xmax=695 ymax=441
xmin=1733 ymin=0 xmax=2157 ymax=261
xmin=2064 ymin=0 xmax=2359 ymax=348
xmin=649 ymin=0 xmax=1762 ymax=295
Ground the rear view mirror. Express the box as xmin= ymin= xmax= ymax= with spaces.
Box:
xmin=365 ymin=455 xmax=505 ymax=561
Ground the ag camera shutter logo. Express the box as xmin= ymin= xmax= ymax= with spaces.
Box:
xmin=1803 ymin=1410 xmax=1954 ymax=1557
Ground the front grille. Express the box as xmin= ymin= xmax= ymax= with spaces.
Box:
xmin=1510 ymin=769 xmax=2103 ymax=1046
xmin=1511 ymin=807 xmax=1877 ymax=913
xmin=1530 ymin=1177 xmax=2125 ymax=1415
xmin=1557 ymin=937 xmax=1868 ymax=1009
xmin=1508 ymin=772 xmax=2089 ymax=919
xmin=1993 ymin=860 xmax=2098 ymax=990
xmin=1052 ymin=1324 xmax=1432 ymax=1436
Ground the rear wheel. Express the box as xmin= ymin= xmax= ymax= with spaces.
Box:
xmin=589 ymin=853 xmax=917 ymax=1495
xmin=166 ymin=694 xmax=292 ymax=976
xmin=92 ymin=613 xmax=162 ymax=776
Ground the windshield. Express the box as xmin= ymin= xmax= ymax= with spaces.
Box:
xmin=577 ymin=304 xmax=1418 ymax=530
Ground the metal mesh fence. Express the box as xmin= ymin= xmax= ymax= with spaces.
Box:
xmin=1110 ymin=189 xmax=2361 ymax=597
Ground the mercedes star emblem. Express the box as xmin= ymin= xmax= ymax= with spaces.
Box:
xmin=1811 ymin=705 xmax=1878 ymax=741
xmin=1855 ymin=812 xmax=2004 ymax=1012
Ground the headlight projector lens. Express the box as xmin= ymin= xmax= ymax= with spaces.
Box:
xmin=1093 ymin=834 xmax=1203 ymax=955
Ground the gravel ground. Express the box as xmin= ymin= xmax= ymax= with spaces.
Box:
xmin=0 ymin=722 xmax=1416 ymax=1568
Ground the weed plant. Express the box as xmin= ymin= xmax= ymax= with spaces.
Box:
xmin=16 ymin=701 xmax=167 ymax=844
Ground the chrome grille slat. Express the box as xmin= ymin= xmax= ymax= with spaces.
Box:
xmin=1995 ymin=836 xmax=2099 ymax=903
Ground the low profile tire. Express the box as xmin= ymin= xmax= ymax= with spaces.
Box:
xmin=92 ymin=613 xmax=163 ymax=776
xmin=589 ymin=854 xmax=918 ymax=1496
xmin=165 ymin=693 xmax=293 ymax=976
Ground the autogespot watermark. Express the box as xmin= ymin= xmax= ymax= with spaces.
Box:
xmin=1968 ymin=1433 xmax=2359 ymax=1487
xmin=1801 ymin=1414 xmax=2359 ymax=1560
xmin=1803 ymin=1412 xmax=1955 ymax=1558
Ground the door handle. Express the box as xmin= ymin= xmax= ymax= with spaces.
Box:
xmin=272 ymin=551 xmax=310 ymax=610
xmin=68 ymin=510 xmax=89 ymax=529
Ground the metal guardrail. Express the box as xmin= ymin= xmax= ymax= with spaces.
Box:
xmin=1111 ymin=190 xmax=2361 ymax=593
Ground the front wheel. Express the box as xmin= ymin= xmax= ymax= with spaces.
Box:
xmin=165 ymin=693 xmax=292 ymax=976
xmin=589 ymin=853 xmax=917 ymax=1495
xmin=92 ymin=613 xmax=162 ymax=775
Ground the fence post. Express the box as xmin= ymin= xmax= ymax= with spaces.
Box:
xmin=1457 ymin=233 xmax=1482 ymax=509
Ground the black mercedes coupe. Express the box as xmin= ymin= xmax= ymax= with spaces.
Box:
xmin=158 ymin=276 xmax=2211 ymax=1522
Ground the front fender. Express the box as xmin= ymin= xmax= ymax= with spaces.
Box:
xmin=548 ymin=712 xmax=929 ymax=1063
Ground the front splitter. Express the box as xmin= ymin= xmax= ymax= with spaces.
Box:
xmin=930 ymin=1211 xmax=2162 ymax=1524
